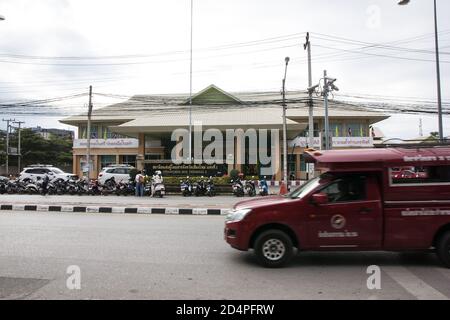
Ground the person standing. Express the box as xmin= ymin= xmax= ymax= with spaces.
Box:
xmin=41 ymin=173 xmax=49 ymax=196
xmin=135 ymin=170 xmax=144 ymax=197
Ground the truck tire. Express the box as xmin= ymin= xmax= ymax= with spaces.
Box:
xmin=254 ymin=230 xmax=293 ymax=268
xmin=437 ymin=231 xmax=450 ymax=268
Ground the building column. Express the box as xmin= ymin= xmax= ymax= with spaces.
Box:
xmin=296 ymin=153 xmax=301 ymax=180
xmin=73 ymin=155 xmax=78 ymax=176
xmin=136 ymin=133 xmax=145 ymax=171
xmin=91 ymin=155 xmax=98 ymax=179
xmin=235 ymin=137 xmax=243 ymax=173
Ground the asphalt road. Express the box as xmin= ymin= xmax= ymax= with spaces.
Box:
xmin=1 ymin=211 xmax=450 ymax=300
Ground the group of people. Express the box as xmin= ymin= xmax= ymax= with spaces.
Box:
xmin=134 ymin=170 xmax=163 ymax=197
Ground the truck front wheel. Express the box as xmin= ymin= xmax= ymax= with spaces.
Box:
xmin=437 ymin=231 xmax=450 ymax=268
xmin=254 ymin=230 xmax=293 ymax=268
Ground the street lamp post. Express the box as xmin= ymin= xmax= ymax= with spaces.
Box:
xmin=188 ymin=0 xmax=193 ymax=163
xmin=398 ymin=0 xmax=444 ymax=140
xmin=281 ymin=57 xmax=290 ymax=190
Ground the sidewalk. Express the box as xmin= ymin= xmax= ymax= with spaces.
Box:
xmin=0 ymin=193 xmax=276 ymax=215
xmin=0 ymin=186 xmax=287 ymax=215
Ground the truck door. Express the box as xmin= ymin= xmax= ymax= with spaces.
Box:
xmin=307 ymin=174 xmax=382 ymax=249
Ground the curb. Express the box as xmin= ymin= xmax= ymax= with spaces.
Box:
xmin=0 ymin=204 xmax=230 ymax=216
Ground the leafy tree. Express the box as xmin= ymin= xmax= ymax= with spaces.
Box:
xmin=4 ymin=128 xmax=72 ymax=169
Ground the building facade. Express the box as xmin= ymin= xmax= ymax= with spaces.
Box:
xmin=60 ymin=85 xmax=389 ymax=180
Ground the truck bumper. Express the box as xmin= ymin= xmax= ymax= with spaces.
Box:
xmin=224 ymin=221 xmax=250 ymax=251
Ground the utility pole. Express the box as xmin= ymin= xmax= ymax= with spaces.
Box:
xmin=304 ymin=32 xmax=315 ymax=180
xmin=2 ymin=118 xmax=15 ymax=176
xmin=310 ymin=71 xmax=339 ymax=150
xmin=433 ymin=0 xmax=443 ymax=140
xmin=323 ymin=70 xmax=331 ymax=150
xmin=281 ymin=57 xmax=290 ymax=191
xmin=86 ymin=86 xmax=93 ymax=179
xmin=13 ymin=121 xmax=25 ymax=174
xmin=304 ymin=32 xmax=314 ymax=149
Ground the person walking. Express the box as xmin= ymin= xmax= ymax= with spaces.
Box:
xmin=135 ymin=170 xmax=144 ymax=197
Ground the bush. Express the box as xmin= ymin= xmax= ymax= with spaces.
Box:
xmin=229 ymin=169 xmax=240 ymax=181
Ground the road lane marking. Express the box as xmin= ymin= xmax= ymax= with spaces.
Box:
xmin=383 ymin=266 xmax=448 ymax=300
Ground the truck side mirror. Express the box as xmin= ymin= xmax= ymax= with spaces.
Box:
xmin=312 ymin=192 xmax=328 ymax=205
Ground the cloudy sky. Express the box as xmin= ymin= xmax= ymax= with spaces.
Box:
xmin=0 ymin=0 xmax=449 ymax=138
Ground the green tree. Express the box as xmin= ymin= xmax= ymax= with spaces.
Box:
xmin=7 ymin=129 xmax=73 ymax=168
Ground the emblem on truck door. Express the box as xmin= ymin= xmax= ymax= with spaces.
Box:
xmin=331 ymin=214 xmax=346 ymax=229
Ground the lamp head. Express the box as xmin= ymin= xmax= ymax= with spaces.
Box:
xmin=285 ymin=57 xmax=290 ymax=64
xmin=398 ymin=0 xmax=410 ymax=5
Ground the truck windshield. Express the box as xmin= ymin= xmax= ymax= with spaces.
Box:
xmin=286 ymin=173 xmax=333 ymax=199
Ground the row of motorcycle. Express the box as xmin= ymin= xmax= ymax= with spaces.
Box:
xmin=0 ymin=176 xmax=163 ymax=197
xmin=179 ymin=177 xmax=216 ymax=197
xmin=0 ymin=175 xmax=270 ymax=197
xmin=231 ymin=178 xmax=269 ymax=197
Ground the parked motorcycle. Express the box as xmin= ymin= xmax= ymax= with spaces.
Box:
xmin=87 ymin=179 xmax=102 ymax=196
xmin=245 ymin=178 xmax=257 ymax=197
xmin=180 ymin=177 xmax=193 ymax=197
xmin=258 ymin=177 xmax=269 ymax=196
xmin=0 ymin=177 xmax=8 ymax=194
xmin=115 ymin=180 xmax=135 ymax=196
xmin=101 ymin=176 xmax=117 ymax=196
xmin=6 ymin=179 xmax=27 ymax=194
xmin=24 ymin=176 xmax=43 ymax=195
xmin=231 ymin=179 xmax=245 ymax=197
xmin=151 ymin=171 xmax=165 ymax=198
xmin=193 ymin=177 xmax=207 ymax=197
xmin=205 ymin=177 xmax=216 ymax=197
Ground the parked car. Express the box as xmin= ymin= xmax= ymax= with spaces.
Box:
xmin=19 ymin=165 xmax=76 ymax=183
xmin=98 ymin=164 xmax=134 ymax=185
xmin=225 ymin=146 xmax=450 ymax=268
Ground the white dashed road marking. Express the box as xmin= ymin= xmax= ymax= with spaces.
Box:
xmin=383 ymin=266 xmax=448 ymax=300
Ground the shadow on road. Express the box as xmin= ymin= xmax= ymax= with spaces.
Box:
xmin=230 ymin=250 xmax=444 ymax=269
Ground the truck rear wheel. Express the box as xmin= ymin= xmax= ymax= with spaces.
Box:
xmin=437 ymin=231 xmax=450 ymax=268
xmin=254 ymin=230 xmax=293 ymax=268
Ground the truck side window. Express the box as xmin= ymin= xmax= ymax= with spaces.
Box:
xmin=319 ymin=176 xmax=367 ymax=203
xmin=391 ymin=165 xmax=450 ymax=185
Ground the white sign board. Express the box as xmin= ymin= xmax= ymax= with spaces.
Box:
xmin=74 ymin=139 xmax=139 ymax=149
xmin=289 ymin=137 xmax=373 ymax=148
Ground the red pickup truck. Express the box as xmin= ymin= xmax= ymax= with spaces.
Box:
xmin=225 ymin=146 xmax=450 ymax=268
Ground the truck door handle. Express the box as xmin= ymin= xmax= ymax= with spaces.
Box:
xmin=359 ymin=207 xmax=373 ymax=214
